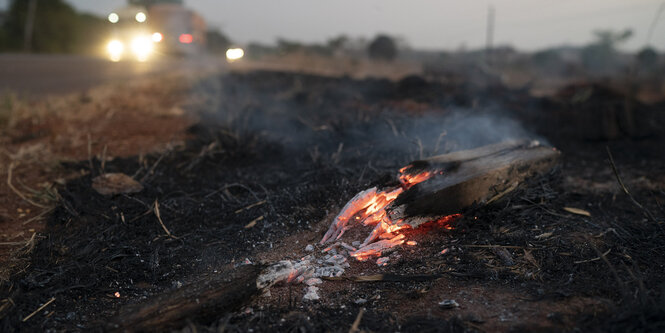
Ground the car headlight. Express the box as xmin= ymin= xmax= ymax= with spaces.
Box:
xmin=226 ymin=48 xmax=244 ymax=61
xmin=130 ymin=36 xmax=153 ymax=61
xmin=107 ymin=40 xmax=124 ymax=62
xmin=151 ymin=32 xmax=163 ymax=43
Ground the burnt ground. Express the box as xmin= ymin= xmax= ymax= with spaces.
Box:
xmin=1 ymin=70 xmax=665 ymax=332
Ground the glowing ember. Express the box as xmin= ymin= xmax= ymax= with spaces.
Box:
xmin=321 ymin=165 xmax=460 ymax=262
xmin=350 ymin=234 xmax=405 ymax=261
xmin=399 ymin=166 xmax=436 ymax=189
xmin=320 ymin=186 xmax=406 ymax=244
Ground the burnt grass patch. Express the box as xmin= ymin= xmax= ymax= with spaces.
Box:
xmin=2 ymin=70 xmax=665 ymax=332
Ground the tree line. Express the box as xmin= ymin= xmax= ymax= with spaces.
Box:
xmin=0 ymin=0 xmax=109 ymax=53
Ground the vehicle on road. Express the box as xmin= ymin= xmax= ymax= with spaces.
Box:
xmin=105 ymin=1 xmax=206 ymax=61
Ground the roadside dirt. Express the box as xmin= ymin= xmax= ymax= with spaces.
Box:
xmin=0 ymin=75 xmax=194 ymax=271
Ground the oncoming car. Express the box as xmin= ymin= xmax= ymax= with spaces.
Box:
xmin=105 ymin=3 xmax=206 ymax=62
xmin=105 ymin=5 xmax=154 ymax=62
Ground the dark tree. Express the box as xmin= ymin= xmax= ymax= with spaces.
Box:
xmin=368 ymin=34 xmax=397 ymax=61
xmin=532 ymin=50 xmax=562 ymax=69
xmin=637 ymin=47 xmax=658 ymax=68
xmin=581 ymin=29 xmax=632 ymax=74
xmin=206 ymin=29 xmax=231 ymax=54
xmin=326 ymin=35 xmax=348 ymax=51
xmin=277 ymin=38 xmax=303 ymax=54
xmin=0 ymin=0 xmax=107 ymax=53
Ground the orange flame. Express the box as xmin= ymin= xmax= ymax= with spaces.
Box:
xmin=321 ymin=165 xmax=460 ymax=261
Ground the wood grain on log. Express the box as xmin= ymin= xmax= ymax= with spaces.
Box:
xmin=109 ymin=264 xmax=263 ymax=332
xmin=390 ymin=140 xmax=560 ymax=226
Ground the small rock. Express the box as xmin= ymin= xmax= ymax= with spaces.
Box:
xmin=305 ymin=244 xmax=314 ymax=252
xmin=438 ymin=299 xmax=459 ymax=309
xmin=92 ymin=173 xmax=143 ymax=196
xmin=355 ymin=298 xmax=367 ymax=304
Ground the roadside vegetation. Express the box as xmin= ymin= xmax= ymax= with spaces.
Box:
xmin=0 ymin=0 xmax=108 ymax=54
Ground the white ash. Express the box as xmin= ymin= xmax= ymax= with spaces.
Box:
xmin=376 ymin=257 xmax=389 ymax=266
xmin=314 ymin=252 xmax=349 ymax=278
xmin=340 ymin=242 xmax=357 ymax=251
xmin=303 ymin=286 xmax=320 ymax=301
xmin=305 ymin=278 xmax=322 ymax=286
xmin=255 ymin=239 xmax=372 ymax=301
xmin=256 ymin=259 xmax=313 ymax=289
xmin=325 ymin=254 xmax=346 ymax=265
xmin=256 ymin=245 xmax=350 ymax=291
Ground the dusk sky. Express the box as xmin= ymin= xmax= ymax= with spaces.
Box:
xmin=1 ymin=0 xmax=663 ymax=51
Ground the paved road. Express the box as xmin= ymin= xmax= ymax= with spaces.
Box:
xmin=0 ymin=54 xmax=223 ymax=97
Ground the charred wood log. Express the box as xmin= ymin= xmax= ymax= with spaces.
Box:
xmin=109 ymin=264 xmax=263 ymax=332
xmin=390 ymin=140 xmax=560 ymax=226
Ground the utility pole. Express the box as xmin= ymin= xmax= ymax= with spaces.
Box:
xmin=645 ymin=2 xmax=665 ymax=46
xmin=485 ymin=4 xmax=495 ymax=66
xmin=23 ymin=0 xmax=38 ymax=52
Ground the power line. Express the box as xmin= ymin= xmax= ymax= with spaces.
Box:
xmin=645 ymin=2 xmax=665 ymax=45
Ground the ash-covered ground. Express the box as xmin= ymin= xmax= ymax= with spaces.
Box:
xmin=2 ymin=70 xmax=665 ymax=332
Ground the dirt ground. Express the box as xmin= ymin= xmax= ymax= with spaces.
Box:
xmin=0 ymin=74 xmax=195 ymax=270
xmin=1 ymin=68 xmax=664 ymax=332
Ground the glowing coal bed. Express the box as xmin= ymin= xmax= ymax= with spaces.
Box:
xmin=258 ymin=164 xmax=462 ymax=301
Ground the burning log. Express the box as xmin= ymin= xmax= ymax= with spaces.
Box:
xmin=322 ymin=140 xmax=560 ymax=261
xmin=391 ymin=140 xmax=559 ymax=224
xmin=390 ymin=140 xmax=558 ymax=219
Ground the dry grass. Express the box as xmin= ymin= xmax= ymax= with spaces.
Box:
xmin=231 ymin=53 xmax=423 ymax=81
xmin=0 ymin=72 xmax=200 ymax=281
